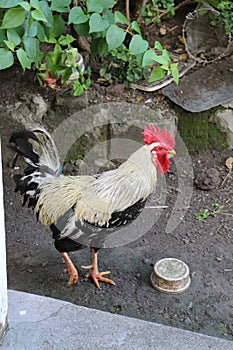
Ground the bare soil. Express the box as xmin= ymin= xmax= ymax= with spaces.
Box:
xmin=1 ymin=7 xmax=233 ymax=342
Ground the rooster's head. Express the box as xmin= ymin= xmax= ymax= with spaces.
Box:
xmin=142 ymin=124 xmax=175 ymax=174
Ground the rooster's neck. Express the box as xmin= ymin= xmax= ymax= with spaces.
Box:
xmin=93 ymin=145 xmax=157 ymax=207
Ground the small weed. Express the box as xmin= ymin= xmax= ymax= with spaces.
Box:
xmin=195 ymin=203 xmax=224 ymax=222
xmin=211 ymin=203 xmax=224 ymax=216
xmin=195 ymin=209 xmax=210 ymax=222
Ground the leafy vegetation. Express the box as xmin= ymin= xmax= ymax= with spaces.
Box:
xmin=36 ymin=34 xmax=91 ymax=96
xmin=0 ymin=0 xmax=231 ymax=94
xmin=195 ymin=203 xmax=224 ymax=222
xmin=68 ymin=0 xmax=179 ymax=85
xmin=197 ymin=0 xmax=233 ymax=35
xmin=195 ymin=209 xmax=210 ymax=222
xmin=140 ymin=0 xmax=175 ymax=24
xmin=140 ymin=0 xmax=233 ymax=35
xmin=0 ymin=0 xmax=179 ymax=94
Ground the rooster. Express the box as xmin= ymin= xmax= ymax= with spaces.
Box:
xmin=9 ymin=124 xmax=175 ymax=288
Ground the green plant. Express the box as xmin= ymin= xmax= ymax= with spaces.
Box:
xmin=0 ymin=0 xmax=179 ymax=91
xmin=0 ymin=0 xmax=66 ymax=70
xmin=195 ymin=203 xmax=224 ymax=222
xmin=36 ymin=34 xmax=90 ymax=96
xmin=195 ymin=209 xmax=210 ymax=222
xmin=36 ymin=35 xmax=75 ymax=83
xmin=0 ymin=1 xmax=90 ymax=95
xmin=140 ymin=0 xmax=175 ymax=25
xmin=68 ymin=1 xmax=179 ymax=85
xmin=211 ymin=203 xmax=224 ymax=215
xmin=197 ymin=0 xmax=233 ymax=35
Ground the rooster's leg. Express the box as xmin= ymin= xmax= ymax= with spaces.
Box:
xmin=60 ymin=252 xmax=78 ymax=286
xmin=81 ymin=248 xmax=115 ymax=288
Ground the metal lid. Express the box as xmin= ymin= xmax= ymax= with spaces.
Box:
xmin=151 ymin=258 xmax=191 ymax=294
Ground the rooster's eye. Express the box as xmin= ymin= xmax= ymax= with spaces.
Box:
xmin=158 ymin=147 xmax=163 ymax=151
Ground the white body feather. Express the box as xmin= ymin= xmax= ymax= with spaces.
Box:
xmin=35 ymin=144 xmax=158 ymax=227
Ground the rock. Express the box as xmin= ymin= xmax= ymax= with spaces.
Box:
xmin=8 ymin=93 xmax=48 ymax=128
xmin=210 ymin=109 xmax=233 ymax=149
xmin=222 ymin=99 xmax=233 ymax=109
xmin=194 ymin=167 xmax=221 ymax=190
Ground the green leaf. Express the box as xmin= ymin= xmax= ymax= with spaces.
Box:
xmin=0 ymin=48 xmax=14 ymax=69
xmin=135 ymin=52 xmax=144 ymax=65
xmin=65 ymin=47 xmax=78 ymax=66
xmin=87 ymin=0 xmax=103 ymax=13
xmin=0 ymin=0 xmax=21 ymax=8
xmin=58 ymin=34 xmax=75 ymax=46
xmin=114 ymin=11 xmax=129 ymax=25
xmin=131 ymin=21 xmax=141 ymax=35
xmin=46 ymin=51 xmax=63 ymax=70
xmin=61 ymin=67 xmax=73 ymax=83
xmin=89 ymin=13 xmax=109 ymax=33
xmin=30 ymin=0 xmax=43 ymax=11
xmin=101 ymin=0 xmax=116 ymax=9
xmin=153 ymin=54 xmax=169 ymax=65
xmin=45 ymin=15 xmax=65 ymax=40
xmin=31 ymin=10 xmax=48 ymax=22
xmin=83 ymin=75 xmax=91 ymax=89
xmin=73 ymin=81 xmax=84 ymax=96
xmin=28 ymin=20 xmax=38 ymax=37
xmin=36 ymin=22 xmax=46 ymax=41
xmin=154 ymin=40 xmax=163 ymax=51
xmin=0 ymin=29 xmax=7 ymax=46
xmin=52 ymin=15 xmax=65 ymax=38
xmin=106 ymin=25 xmax=126 ymax=50
xmin=129 ymin=34 xmax=148 ymax=55
xmin=103 ymin=9 xmax=114 ymax=24
xmin=73 ymin=22 xmax=90 ymax=37
xmin=97 ymin=37 xmax=108 ymax=56
xmin=51 ymin=0 xmax=71 ymax=12
xmin=90 ymin=37 xmax=108 ymax=57
xmin=86 ymin=0 xmax=115 ymax=13
xmin=68 ymin=7 xmax=89 ymax=25
xmin=7 ymin=28 xmax=21 ymax=45
xmin=23 ymin=37 xmax=39 ymax=63
xmin=3 ymin=40 xmax=15 ymax=51
xmin=45 ymin=37 xmax=57 ymax=44
xmin=54 ymin=43 xmax=62 ymax=53
xmin=1 ymin=8 xmax=25 ymax=29
xmin=51 ymin=64 xmax=67 ymax=77
xmin=170 ymin=62 xmax=179 ymax=85
xmin=19 ymin=1 xmax=31 ymax=11
xmin=16 ymin=48 xmax=32 ymax=70
xmin=142 ymin=50 xmax=157 ymax=67
xmin=40 ymin=0 xmax=53 ymax=27
xmin=148 ymin=66 xmax=165 ymax=82
xmin=31 ymin=0 xmax=50 ymax=23
xmin=162 ymin=49 xmax=171 ymax=62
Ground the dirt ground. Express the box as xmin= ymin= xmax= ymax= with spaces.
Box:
xmin=1 ymin=5 xmax=233 ymax=342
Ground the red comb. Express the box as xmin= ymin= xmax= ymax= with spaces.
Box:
xmin=142 ymin=124 xmax=175 ymax=149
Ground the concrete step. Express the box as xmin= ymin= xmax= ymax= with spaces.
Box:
xmin=2 ymin=290 xmax=233 ymax=350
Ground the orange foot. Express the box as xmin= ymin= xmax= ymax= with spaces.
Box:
xmin=60 ymin=252 xmax=78 ymax=286
xmin=81 ymin=248 xmax=115 ymax=289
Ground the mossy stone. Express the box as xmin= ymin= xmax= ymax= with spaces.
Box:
xmin=176 ymin=106 xmax=228 ymax=152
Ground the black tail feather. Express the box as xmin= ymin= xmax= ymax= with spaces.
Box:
xmin=9 ymin=130 xmax=40 ymax=166
xmin=9 ymin=128 xmax=60 ymax=210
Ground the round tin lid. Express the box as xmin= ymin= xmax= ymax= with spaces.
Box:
xmin=151 ymin=258 xmax=191 ymax=294
xmin=154 ymin=258 xmax=189 ymax=281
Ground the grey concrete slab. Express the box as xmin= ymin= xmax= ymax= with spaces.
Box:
xmin=1 ymin=290 xmax=233 ymax=350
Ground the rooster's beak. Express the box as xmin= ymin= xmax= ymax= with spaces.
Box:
xmin=168 ymin=149 xmax=176 ymax=158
